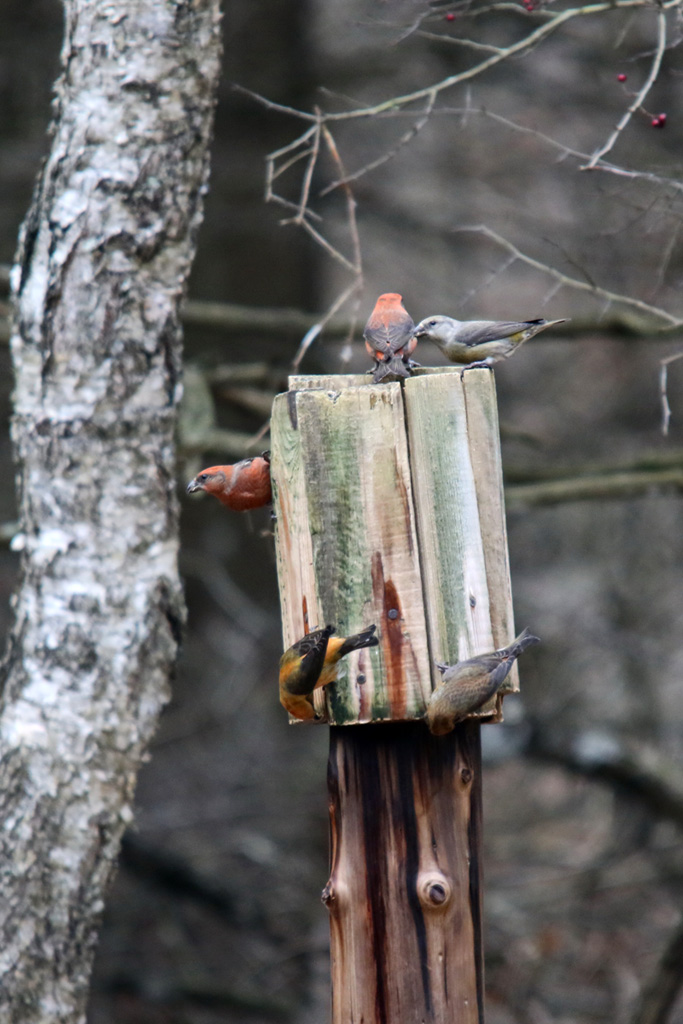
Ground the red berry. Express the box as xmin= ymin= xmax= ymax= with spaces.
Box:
xmin=651 ymin=117 xmax=662 ymax=128
xmin=617 ymin=73 xmax=627 ymax=82
xmin=445 ymin=11 xmax=455 ymax=20
xmin=658 ymin=112 xmax=667 ymax=125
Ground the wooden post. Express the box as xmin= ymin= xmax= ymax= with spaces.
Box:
xmin=271 ymin=368 xmax=516 ymax=1023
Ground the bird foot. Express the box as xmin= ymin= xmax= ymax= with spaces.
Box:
xmin=459 ymin=361 xmax=493 ymax=380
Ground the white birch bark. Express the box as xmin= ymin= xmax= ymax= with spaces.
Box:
xmin=0 ymin=2 xmax=222 ymax=1020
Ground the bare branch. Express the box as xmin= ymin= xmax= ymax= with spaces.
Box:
xmin=630 ymin=916 xmax=683 ymax=1024
xmin=291 ymin=279 xmax=362 ymax=371
xmin=179 ymin=428 xmax=265 ymax=458
xmin=320 ymin=92 xmax=436 ymax=197
xmin=504 ymin=448 xmax=683 ymax=484
xmin=254 ymin=1 xmax=681 ymax=126
xmin=425 ymin=104 xmax=683 ymax=194
xmin=582 ymin=10 xmax=668 ymax=169
xmin=415 ymin=30 xmax=505 ymax=56
xmin=232 ymin=82 xmax=318 ymax=123
xmin=321 ymin=123 xmax=363 ymax=276
xmin=3 ymin=280 xmax=681 ymax=344
xmin=660 ymin=350 xmax=683 ymax=435
xmin=528 ymin=726 xmax=683 ymax=831
xmin=505 ymin=467 xmax=683 ymax=510
xmin=460 ymin=225 xmax=683 ymax=326
xmin=180 ymin=298 xmax=333 ymax=335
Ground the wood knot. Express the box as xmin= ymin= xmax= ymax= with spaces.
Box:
xmin=417 ymin=873 xmax=452 ymax=911
xmin=321 ymin=877 xmax=347 ymax=910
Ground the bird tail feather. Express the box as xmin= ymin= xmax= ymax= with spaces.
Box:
xmin=372 ymin=357 xmax=411 ymax=383
xmin=507 ymin=627 xmax=540 ymax=658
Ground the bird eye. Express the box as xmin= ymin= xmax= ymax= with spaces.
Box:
xmin=197 ymin=473 xmax=208 ymax=483
xmin=428 ymin=320 xmax=438 ymax=327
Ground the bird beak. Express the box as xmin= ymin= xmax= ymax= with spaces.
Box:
xmin=413 ymin=328 xmax=426 ymax=338
xmin=186 ymin=479 xmax=203 ymax=495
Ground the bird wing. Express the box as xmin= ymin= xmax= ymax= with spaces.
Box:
xmin=455 ymin=320 xmax=543 ymax=347
xmin=364 ymin=314 xmax=415 ymax=356
xmin=487 ymin=656 xmax=516 ymax=690
xmin=290 ymin=626 xmax=334 ymax=659
xmin=283 ymin=626 xmax=334 ymax=695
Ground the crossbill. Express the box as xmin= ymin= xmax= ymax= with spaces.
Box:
xmin=413 ymin=315 xmax=567 ymax=368
xmin=186 ymin=453 xmax=271 ymax=511
xmin=426 ymin=627 xmax=540 ymax=735
xmin=279 ymin=623 xmax=378 ymax=721
xmin=364 ymin=293 xmax=419 ymax=384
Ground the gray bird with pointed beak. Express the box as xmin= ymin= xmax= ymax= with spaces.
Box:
xmin=413 ymin=315 xmax=567 ymax=368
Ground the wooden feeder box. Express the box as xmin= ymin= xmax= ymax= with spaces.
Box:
xmin=270 ymin=367 xmax=518 ymax=1024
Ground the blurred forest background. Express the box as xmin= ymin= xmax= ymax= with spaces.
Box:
xmin=2 ymin=1 xmax=683 ymax=1022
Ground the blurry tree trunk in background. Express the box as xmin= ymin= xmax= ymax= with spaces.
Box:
xmin=0 ymin=2 xmax=222 ymax=1021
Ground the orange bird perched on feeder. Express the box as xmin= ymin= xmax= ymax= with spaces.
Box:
xmin=279 ymin=624 xmax=378 ymax=720
xmin=186 ymin=453 xmax=272 ymax=511
xmin=364 ymin=292 xmax=419 ymax=384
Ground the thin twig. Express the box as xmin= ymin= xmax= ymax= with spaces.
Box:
xmin=288 ymin=217 xmax=358 ymax=273
xmin=428 ymin=105 xmax=683 ymax=194
xmin=460 ymin=225 xmax=683 ymax=326
xmin=630 ymin=916 xmax=683 ymax=1024
xmin=583 ymin=10 xmax=668 ymax=169
xmin=320 ymin=92 xmax=437 ymax=197
xmin=294 ymin=117 xmax=321 ymax=222
xmin=268 ymin=127 xmax=318 ymax=181
xmin=321 ymin=123 xmax=363 ymax=275
xmin=660 ymin=350 xmax=683 ymax=435
xmin=291 ymin=279 xmax=362 ymax=371
xmin=415 ymin=30 xmax=505 ymax=55
xmin=247 ymin=1 xmax=682 ymax=126
xmin=232 ymin=83 xmax=318 ymax=124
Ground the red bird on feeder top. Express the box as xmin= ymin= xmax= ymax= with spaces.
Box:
xmin=364 ymin=292 xmax=418 ymax=384
xmin=186 ymin=453 xmax=272 ymax=511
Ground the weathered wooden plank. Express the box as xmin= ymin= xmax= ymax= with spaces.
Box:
xmin=271 ymin=383 xmax=432 ymax=724
xmin=325 ymin=722 xmax=484 ymax=1024
xmin=270 ymin=393 xmax=320 ymax=679
xmin=461 ymin=371 xmax=518 ymax=711
xmin=289 ymin=373 xmax=369 ymax=391
xmin=404 ymin=368 xmax=514 ymax=721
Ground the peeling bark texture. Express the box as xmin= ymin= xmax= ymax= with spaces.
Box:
xmin=0 ymin=2 xmax=222 ymax=1021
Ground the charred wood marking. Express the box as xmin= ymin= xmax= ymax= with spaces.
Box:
xmin=371 ymin=553 xmax=408 ymax=721
xmin=326 ymin=723 xmax=484 ymax=1023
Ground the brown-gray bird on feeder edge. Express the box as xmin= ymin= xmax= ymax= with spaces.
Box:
xmin=426 ymin=627 xmax=540 ymax=735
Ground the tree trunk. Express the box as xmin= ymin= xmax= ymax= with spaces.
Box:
xmin=0 ymin=3 xmax=222 ymax=1021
